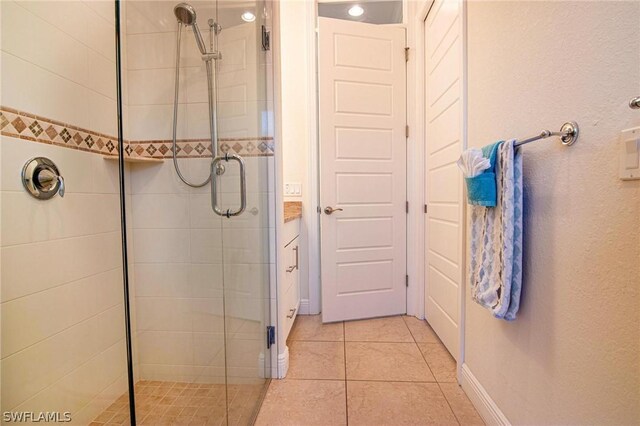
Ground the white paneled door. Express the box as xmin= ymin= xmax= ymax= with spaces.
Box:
xmin=424 ymin=0 xmax=464 ymax=360
xmin=318 ymin=18 xmax=407 ymax=323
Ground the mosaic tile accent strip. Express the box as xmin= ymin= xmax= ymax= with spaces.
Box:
xmin=0 ymin=106 xmax=120 ymax=156
xmin=128 ymin=137 xmax=275 ymax=159
xmin=0 ymin=106 xmax=275 ymax=159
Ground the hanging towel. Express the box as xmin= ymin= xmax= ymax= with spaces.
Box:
xmin=468 ymin=140 xmax=523 ymax=320
xmin=458 ymin=142 xmax=502 ymax=207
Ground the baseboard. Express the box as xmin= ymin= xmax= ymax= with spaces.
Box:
xmin=276 ymin=345 xmax=289 ymax=379
xmin=460 ymin=364 xmax=510 ymax=426
xmin=298 ymin=299 xmax=310 ymax=315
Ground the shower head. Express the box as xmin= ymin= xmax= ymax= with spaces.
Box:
xmin=174 ymin=3 xmax=197 ymax=25
xmin=174 ymin=2 xmax=208 ymax=55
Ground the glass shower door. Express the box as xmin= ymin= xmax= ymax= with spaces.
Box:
xmin=215 ymin=0 xmax=273 ymax=422
xmin=119 ymin=0 xmax=273 ymax=424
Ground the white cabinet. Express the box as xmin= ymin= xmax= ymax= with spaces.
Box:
xmin=280 ymin=218 xmax=300 ymax=342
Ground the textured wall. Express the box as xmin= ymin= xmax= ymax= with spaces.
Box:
xmin=465 ymin=1 xmax=640 ymax=424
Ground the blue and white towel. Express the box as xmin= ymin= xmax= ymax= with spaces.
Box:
xmin=468 ymin=140 xmax=523 ymax=320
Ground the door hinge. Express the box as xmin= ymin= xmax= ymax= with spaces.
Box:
xmin=262 ymin=25 xmax=271 ymax=51
xmin=405 ymin=47 xmax=409 ymax=62
xmin=266 ymin=325 xmax=275 ymax=349
xmin=406 ymin=201 xmax=409 ymax=213
xmin=406 ymin=275 xmax=409 ymax=287
xmin=424 ymin=204 xmax=428 ymax=214
xmin=405 ymin=125 xmax=409 ymax=138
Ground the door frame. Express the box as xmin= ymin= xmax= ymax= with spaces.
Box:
xmin=307 ymin=4 xmax=414 ymax=319
xmin=409 ymin=0 xmax=468 ymax=379
xmin=304 ymin=1 xmax=467 ymax=366
xmin=316 ymin=16 xmax=409 ymax=322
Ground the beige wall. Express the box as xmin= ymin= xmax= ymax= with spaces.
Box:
xmin=0 ymin=1 xmax=129 ymax=422
xmin=465 ymin=1 xmax=640 ymax=424
xmin=279 ymin=0 xmax=313 ymax=304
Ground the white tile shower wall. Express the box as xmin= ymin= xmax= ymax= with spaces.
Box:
xmin=129 ymin=156 xmax=274 ymax=384
xmin=0 ymin=1 xmax=130 ymax=423
xmin=124 ymin=1 xmax=269 ymax=142
xmin=0 ymin=1 xmax=119 ymax=136
xmin=0 ymin=139 xmax=128 ymax=423
xmin=130 ymin=160 xmax=224 ymax=383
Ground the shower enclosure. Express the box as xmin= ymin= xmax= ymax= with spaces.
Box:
xmin=0 ymin=0 xmax=275 ymax=424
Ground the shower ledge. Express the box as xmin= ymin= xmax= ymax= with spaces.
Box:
xmin=103 ymin=155 xmax=164 ymax=164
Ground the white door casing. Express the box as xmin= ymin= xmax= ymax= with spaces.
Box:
xmin=318 ymin=17 xmax=407 ymax=323
xmin=424 ymin=0 xmax=464 ymax=360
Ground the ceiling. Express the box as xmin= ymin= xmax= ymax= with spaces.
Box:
xmin=318 ymin=0 xmax=403 ymax=25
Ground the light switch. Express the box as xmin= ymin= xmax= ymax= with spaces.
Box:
xmin=284 ymin=182 xmax=302 ymax=196
xmin=625 ymin=139 xmax=639 ymax=169
xmin=619 ymin=127 xmax=640 ymax=180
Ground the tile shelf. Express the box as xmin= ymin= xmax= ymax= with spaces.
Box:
xmin=103 ymin=155 xmax=164 ymax=164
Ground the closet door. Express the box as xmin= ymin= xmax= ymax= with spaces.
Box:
xmin=318 ymin=17 xmax=407 ymax=323
xmin=424 ymin=0 xmax=464 ymax=360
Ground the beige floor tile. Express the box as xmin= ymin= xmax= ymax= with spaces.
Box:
xmin=255 ymin=379 xmax=347 ymax=426
xmin=344 ymin=316 xmax=414 ymax=342
xmin=418 ymin=342 xmax=457 ymax=382
xmin=288 ymin=341 xmax=346 ymax=380
xmin=440 ymin=383 xmax=485 ymax=425
xmin=289 ymin=315 xmax=344 ymax=342
xmin=347 ymin=381 xmax=458 ymax=426
xmin=346 ymin=342 xmax=435 ymax=382
xmin=403 ymin=316 xmax=440 ymax=343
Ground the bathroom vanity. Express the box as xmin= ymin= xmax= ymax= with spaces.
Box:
xmin=281 ymin=202 xmax=302 ymax=339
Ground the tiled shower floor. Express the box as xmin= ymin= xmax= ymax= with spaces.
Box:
xmin=91 ymin=380 xmax=265 ymax=426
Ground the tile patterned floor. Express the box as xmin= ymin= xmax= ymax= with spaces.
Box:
xmin=91 ymin=381 xmax=264 ymax=426
xmin=255 ymin=315 xmax=484 ymax=426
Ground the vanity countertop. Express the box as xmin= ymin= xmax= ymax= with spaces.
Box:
xmin=284 ymin=201 xmax=302 ymax=223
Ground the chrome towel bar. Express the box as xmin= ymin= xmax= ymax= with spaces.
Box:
xmin=514 ymin=121 xmax=579 ymax=147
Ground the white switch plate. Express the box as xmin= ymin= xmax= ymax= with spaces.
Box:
xmin=284 ymin=183 xmax=302 ymax=196
xmin=620 ymin=127 xmax=640 ymax=180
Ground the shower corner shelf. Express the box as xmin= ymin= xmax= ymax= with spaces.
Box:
xmin=102 ymin=155 xmax=165 ymax=164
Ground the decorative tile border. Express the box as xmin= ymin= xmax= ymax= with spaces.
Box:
xmin=0 ymin=106 xmax=275 ymax=159
xmin=128 ymin=137 xmax=275 ymax=159
xmin=0 ymin=106 xmax=119 ymax=156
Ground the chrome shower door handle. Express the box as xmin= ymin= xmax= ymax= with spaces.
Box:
xmin=211 ymin=153 xmax=247 ymax=218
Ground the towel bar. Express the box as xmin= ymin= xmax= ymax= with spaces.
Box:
xmin=514 ymin=121 xmax=579 ymax=147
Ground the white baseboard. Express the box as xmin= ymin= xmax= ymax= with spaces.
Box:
xmin=298 ymin=299 xmax=310 ymax=315
xmin=276 ymin=345 xmax=289 ymax=379
xmin=460 ymin=364 xmax=510 ymax=426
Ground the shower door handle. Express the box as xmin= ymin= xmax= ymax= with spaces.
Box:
xmin=211 ymin=153 xmax=247 ymax=218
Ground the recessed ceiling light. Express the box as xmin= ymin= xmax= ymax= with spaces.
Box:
xmin=241 ymin=11 xmax=256 ymax=22
xmin=348 ymin=5 xmax=364 ymax=17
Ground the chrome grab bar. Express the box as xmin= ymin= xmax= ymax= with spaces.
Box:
xmin=211 ymin=153 xmax=247 ymax=218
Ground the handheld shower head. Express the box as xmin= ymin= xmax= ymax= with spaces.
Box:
xmin=174 ymin=3 xmax=197 ymax=25
xmin=174 ymin=2 xmax=207 ymax=55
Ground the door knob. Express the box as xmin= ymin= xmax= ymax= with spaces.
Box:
xmin=324 ymin=206 xmax=343 ymax=215
xmin=630 ymin=96 xmax=640 ymax=109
